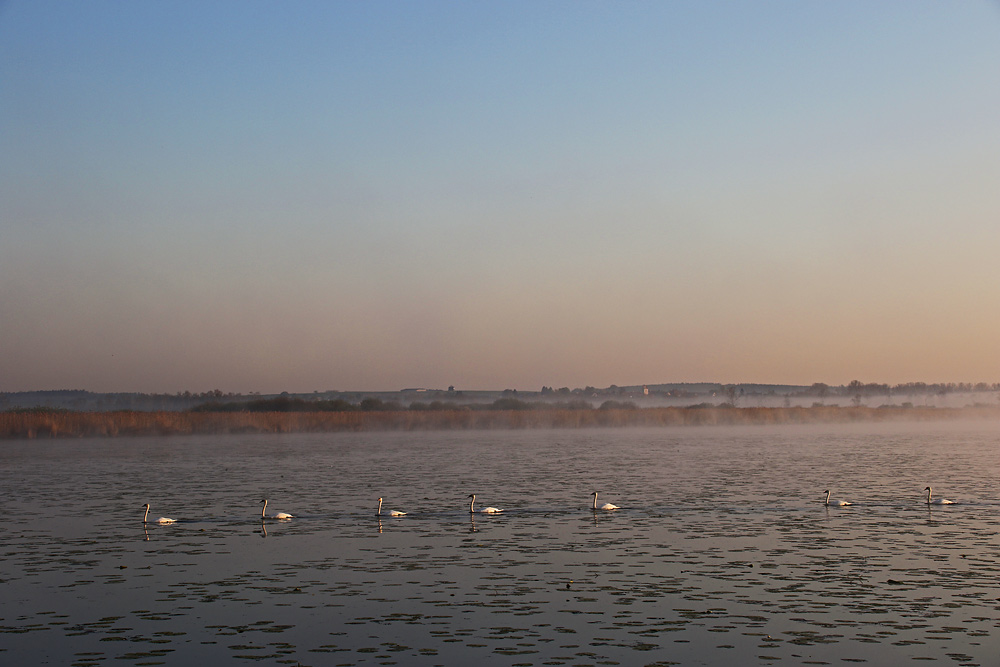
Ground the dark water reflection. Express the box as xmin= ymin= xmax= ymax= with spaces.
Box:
xmin=2 ymin=423 xmax=999 ymax=665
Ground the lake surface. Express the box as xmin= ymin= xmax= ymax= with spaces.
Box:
xmin=2 ymin=423 xmax=998 ymax=666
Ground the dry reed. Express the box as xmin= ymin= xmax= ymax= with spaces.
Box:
xmin=1 ymin=406 xmax=998 ymax=440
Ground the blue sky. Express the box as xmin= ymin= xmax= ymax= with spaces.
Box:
xmin=2 ymin=1 xmax=1000 ymax=393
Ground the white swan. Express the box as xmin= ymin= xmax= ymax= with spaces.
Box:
xmin=823 ymin=490 xmax=853 ymax=506
xmin=377 ymin=497 xmax=406 ymax=516
xmin=468 ymin=494 xmax=503 ymax=514
xmin=143 ymin=503 xmax=176 ymax=524
xmin=591 ymin=491 xmax=619 ymax=510
xmin=260 ymin=499 xmax=293 ymax=520
xmin=925 ymin=487 xmax=955 ymax=505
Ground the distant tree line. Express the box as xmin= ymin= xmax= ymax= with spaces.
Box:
xmin=190 ymin=396 xmax=620 ymax=413
xmin=801 ymin=381 xmax=1000 ymax=398
xmin=190 ymin=396 xmax=359 ymax=413
xmin=5 ymin=381 xmax=1000 ymax=414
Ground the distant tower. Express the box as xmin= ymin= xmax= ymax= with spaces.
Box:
xmin=643 ymin=385 xmax=649 ymax=396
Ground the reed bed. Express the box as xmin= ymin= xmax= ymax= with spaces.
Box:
xmin=2 ymin=406 xmax=998 ymax=439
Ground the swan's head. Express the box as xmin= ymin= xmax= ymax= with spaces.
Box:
xmin=378 ymin=497 xmax=383 ymax=502
xmin=260 ymin=499 xmax=267 ymax=504
xmin=468 ymin=494 xmax=476 ymax=499
xmin=591 ymin=491 xmax=598 ymax=496
xmin=143 ymin=503 xmax=150 ymax=508
xmin=924 ymin=487 xmax=932 ymax=491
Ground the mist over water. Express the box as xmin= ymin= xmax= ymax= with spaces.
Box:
xmin=2 ymin=422 xmax=998 ymax=665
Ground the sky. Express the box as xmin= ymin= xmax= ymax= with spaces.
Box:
xmin=2 ymin=1 xmax=1000 ymax=394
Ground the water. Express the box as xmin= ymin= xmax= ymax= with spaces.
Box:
xmin=2 ymin=422 xmax=999 ymax=666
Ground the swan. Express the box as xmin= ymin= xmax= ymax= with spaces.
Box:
xmin=143 ymin=503 xmax=176 ymax=524
xmin=823 ymin=490 xmax=853 ymax=506
xmin=925 ymin=487 xmax=955 ymax=505
xmin=377 ymin=497 xmax=406 ymax=516
xmin=591 ymin=491 xmax=619 ymax=510
xmin=468 ymin=494 xmax=503 ymax=514
xmin=260 ymin=499 xmax=293 ymax=520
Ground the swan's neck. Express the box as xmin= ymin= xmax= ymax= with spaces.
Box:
xmin=825 ymin=490 xmax=831 ymax=503
xmin=378 ymin=498 xmax=383 ymax=516
xmin=593 ymin=493 xmax=598 ymax=510
xmin=926 ymin=488 xmax=932 ymax=503
xmin=143 ymin=505 xmax=149 ymax=523
xmin=261 ymin=500 xmax=267 ymax=518
xmin=469 ymin=495 xmax=475 ymax=513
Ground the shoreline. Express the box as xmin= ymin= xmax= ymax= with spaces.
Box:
xmin=3 ymin=405 xmax=999 ymax=439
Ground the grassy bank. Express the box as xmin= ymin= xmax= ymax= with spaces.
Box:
xmin=2 ymin=405 xmax=998 ymax=439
